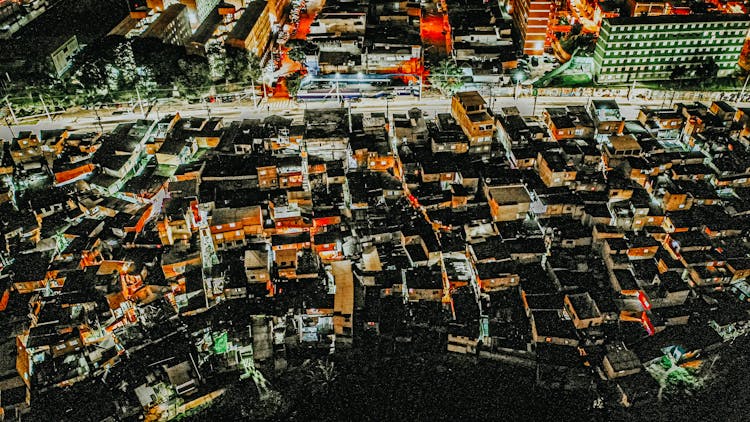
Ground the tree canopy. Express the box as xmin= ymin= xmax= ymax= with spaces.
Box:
xmin=428 ymin=59 xmax=464 ymax=96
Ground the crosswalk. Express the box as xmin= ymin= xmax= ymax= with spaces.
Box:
xmin=262 ymin=99 xmax=294 ymax=110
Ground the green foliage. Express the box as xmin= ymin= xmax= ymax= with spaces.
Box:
xmin=206 ymin=43 xmax=227 ymax=81
xmin=285 ymin=40 xmax=315 ymax=64
xmin=286 ymin=72 xmax=303 ymax=98
xmin=428 ymin=59 xmax=464 ymax=96
xmin=176 ymin=56 xmax=211 ymax=95
xmin=225 ymin=47 xmax=262 ymax=84
xmin=697 ymin=57 xmax=720 ymax=86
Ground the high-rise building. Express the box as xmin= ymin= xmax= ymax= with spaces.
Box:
xmin=141 ymin=3 xmax=192 ymax=46
xmin=179 ymin=0 xmax=222 ymax=28
xmin=225 ymin=0 xmax=272 ymax=57
xmin=594 ymin=14 xmax=750 ymax=83
xmin=511 ymin=0 xmax=554 ymax=56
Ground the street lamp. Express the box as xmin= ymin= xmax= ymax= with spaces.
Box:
xmin=335 ymin=72 xmax=341 ymax=103
xmin=385 ymin=94 xmax=394 ymax=120
xmin=3 ymin=116 xmax=15 ymax=138
xmin=93 ymin=103 xmax=104 ymax=132
xmin=512 ymin=71 xmax=526 ymax=101
xmin=739 ymin=74 xmax=750 ymax=105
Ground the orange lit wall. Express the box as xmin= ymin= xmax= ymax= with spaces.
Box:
xmin=513 ymin=0 xmax=555 ymax=55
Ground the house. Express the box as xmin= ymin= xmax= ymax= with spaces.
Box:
xmin=537 ymin=150 xmax=577 ymax=188
xmin=602 ymin=342 xmax=641 ymax=379
xmin=450 ymin=91 xmax=495 ymax=154
xmin=589 ymin=100 xmax=624 ymax=135
xmin=543 ymin=106 xmax=596 ymax=141
xmin=332 ymin=260 xmax=354 ymax=346
xmin=563 ymin=292 xmax=603 ymax=330
xmin=484 ymin=184 xmax=531 ymax=222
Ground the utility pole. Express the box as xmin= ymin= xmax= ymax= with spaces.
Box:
xmin=739 ymin=74 xmax=750 ymax=104
xmin=4 ymin=116 xmax=15 ymax=138
xmin=93 ymin=105 xmax=104 ymax=133
xmin=4 ymin=96 xmax=16 ymax=124
xmin=39 ymin=94 xmax=52 ymax=122
xmin=135 ymin=84 xmax=145 ymax=117
xmin=419 ymin=73 xmax=423 ymax=101
xmin=347 ymin=99 xmax=352 ymax=132
xmin=251 ymin=77 xmax=258 ymax=108
xmin=203 ymin=97 xmax=212 ymax=119
xmin=489 ymin=81 xmax=494 ymax=109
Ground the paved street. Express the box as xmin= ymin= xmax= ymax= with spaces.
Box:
xmin=0 ymin=93 xmax=737 ymax=139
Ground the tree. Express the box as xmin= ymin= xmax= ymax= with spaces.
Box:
xmin=286 ymin=72 xmax=303 ymax=98
xmin=285 ymin=40 xmax=315 ymax=64
xmin=696 ymin=57 xmax=719 ymax=86
xmin=112 ymin=39 xmax=137 ymax=87
xmin=670 ymin=65 xmax=688 ymax=87
xmin=131 ymin=37 xmax=186 ymax=86
xmin=670 ymin=65 xmax=687 ymax=80
xmin=206 ymin=43 xmax=227 ymax=81
xmin=428 ymin=59 xmax=464 ymax=96
xmin=225 ymin=47 xmax=262 ymax=84
xmin=176 ymin=56 xmax=211 ymax=96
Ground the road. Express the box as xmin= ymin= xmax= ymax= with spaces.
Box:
xmin=0 ymin=94 xmax=706 ymax=139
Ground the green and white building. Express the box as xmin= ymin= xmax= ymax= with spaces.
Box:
xmin=594 ymin=14 xmax=750 ymax=83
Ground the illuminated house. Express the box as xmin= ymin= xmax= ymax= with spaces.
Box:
xmin=208 ymin=205 xmax=263 ymax=250
xmin=179 ymin=0 xmax=222 ymax=28
xmin=594 ymin=14 xmax=750 ymax=83
xmin=511 ymin=0 xmax=554 ymax=55
xmin=475 ymin=261 xmax=519 ymax=292
xmin=244 ymin=247 xmax=270 ymax=284
xmin=332 ymin=260 xmax=354 ymax=345
xmin=589 ymin=100 xmax=624 ymax=135
xmin=543 ymin=106 xmax=596 ymax=142
xmin=537 ymin=150 xmax=577 ymax=188
xmin=625 ymin=0 xmax=668 ymax=16
xmin=157 ymin=198 xmax=195 ymax=245
xmin=349 ymin=113 xmax=394 ymax=172
xmin=310 ymin=2 xmax=367 ymax=36
xmin=484 ymin=184 xmax=532 ymax=222
xmin=450 ymin=91 xmax=495 ymax=155
xmin=429 ymin=114 xmax=469 ymax=154
xmin=10 ymin=132 xmax=43 ymax=165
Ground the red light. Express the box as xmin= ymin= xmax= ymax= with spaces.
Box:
xmin=638 ymin=291 xmax=651 ymax=310
xmin=641 ymin=311 xmax=655 ymax=336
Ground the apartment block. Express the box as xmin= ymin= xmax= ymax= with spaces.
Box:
xmin=594 ymin=14 xmax=750 ymax=83
xmin=511 ymin=0 xmax=554 ymax=56
xmin=140 ymin=3 xmax=192 ymax=46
